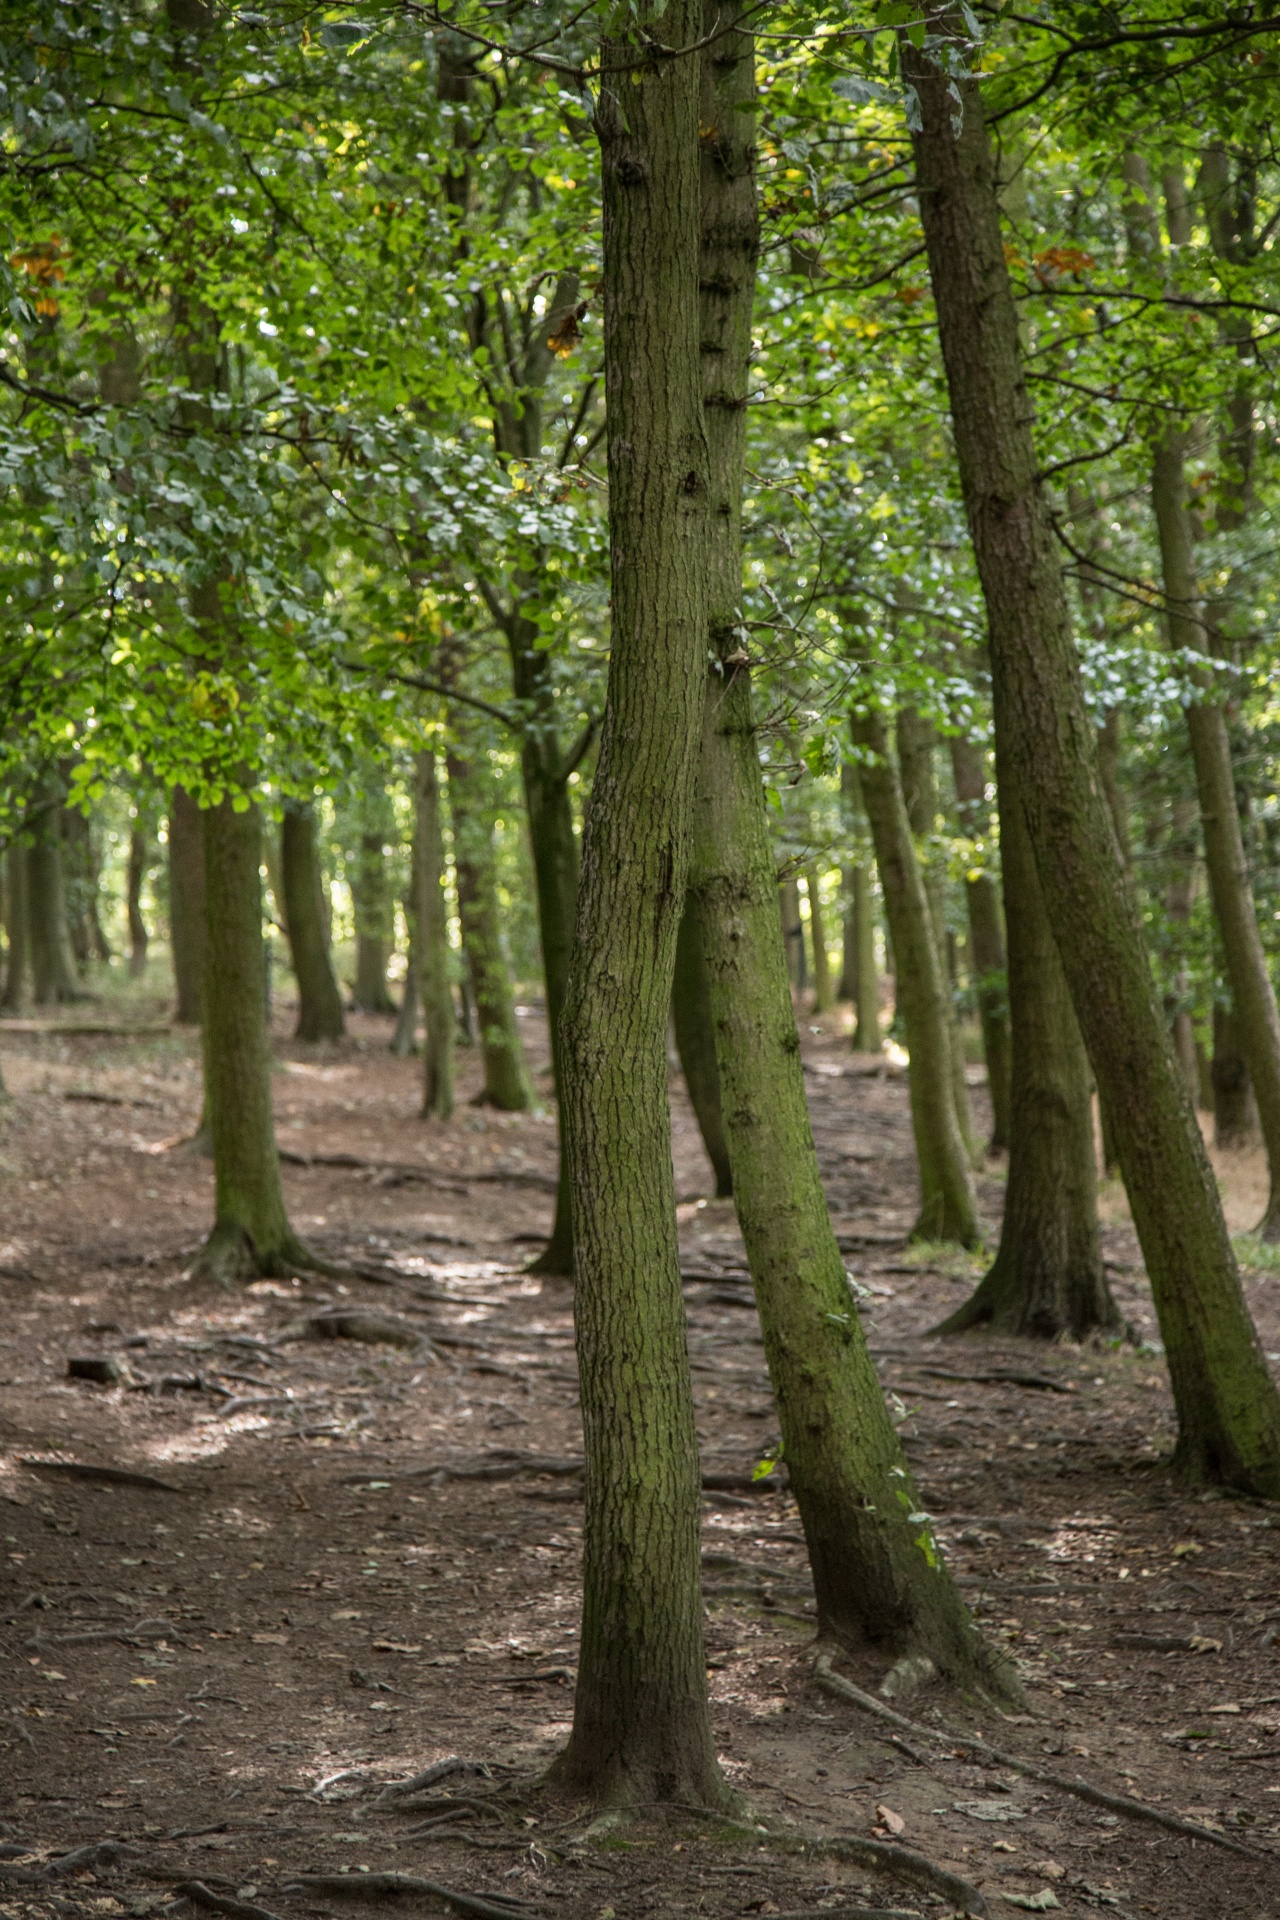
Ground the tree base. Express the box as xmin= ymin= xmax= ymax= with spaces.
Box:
xmin=190 ymin=1221 xmax=320 ymax=1288
xmin=931 ymin=1249 xmax=1122 ymax=1341
xmin=544 ymin=1738 xmax=740 ymax=1817
xmin=526 ymin=1233 xmax=574 ymax=1279
xmin=1255 ymin=1190 xmax=1280 ymax=1245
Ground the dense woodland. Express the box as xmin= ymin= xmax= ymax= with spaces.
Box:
xmin=3 ymin=3 xmax=1280 ymax=1917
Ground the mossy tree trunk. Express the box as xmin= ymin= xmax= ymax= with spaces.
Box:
xmin=908 ymin=10 xmax=1280 ymax=1493
xmin=193 ymin=797 xmax=310 ymax=1285
xmin=127 ymin=825 xmax=150 ymax=978
xmin=352 ymin=792 xmax=396 ymax=1014
xmin=1213 ymin=1001 xmax=1257 ymax=1148
xmin=281 ymin=802 xmax=345 ymax=1043
xmin=936 ymin=749 xmax=1118 ymax=1339
xmin=446 ymin=737 xmax=533 ymax=1112
xmin=27 ymin=792 xmax=81 ymax=1005
xmin=852 ymin=711 xmax=980 ymax=1245
xmin=841 ymin=762 xmax=881 ymax=1052
xmin=672 ymin=894 xmax=733 ymax=1198
xmin=688 ymin=8 xmax=1013 ymax=1699
xmin=417 ymin=749 xmax=455 ymax=1122
xmin=2 ymin=842 xmax=29 ymax=1010
xmin=1164 ymin=793 xmax=1201 ymax=1098
xmin=552 ymin=0 xmax=728 ymax=1808
xmin=168 ymin=786 xmax=206 ymax=1025
xmin=949 ymin=734 xmax=1011 ymax=1151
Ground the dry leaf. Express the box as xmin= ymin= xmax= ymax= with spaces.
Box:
xmin=875 ymin=1803 xmax=905 ymax=1836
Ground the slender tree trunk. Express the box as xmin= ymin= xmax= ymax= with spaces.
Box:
xmin=168 ymin=787 xmax=207 ymax=1025
xmin=192 ymin=797 xmax=308 ymax=1284
xmin=282 ymin=803 xmax=345 ymax=1043
xmin=1164 ymin=794 xmax=1201 ymax=1098
xmin=898 ymin=710 xmax=977 ymax=1163
xmin=353 ymin=819 xmax=395 ymax=1015
xmin=804 ymin=868 xmax=834 ymax=1012
xmin=907 ymin=12 xmax=1280 ymax=1493
xmin=853 ymin=711 xmax=980 ymax=1245
xmin=780 ymin=874 xmax=805 ymax=991
xmin=60 ymin=806 xmax=93 ymax=968
xmin=937 ymin=749 xmax=1118 ymax=1338
xmin=671 ymin=895 xmax=733 ymax=1198
xmin=27 ymin=797 xmax=81 ymax=1004
xmin=417 ymin=750 xmax=455 ymax=1122
xmin=391 ymin=906 xmax=419 ymax=1056
xmin=841 ymin=763 xmax=881 ymax=1052
xmin=552 ymin=0 xmax=728 ymax=1807
xmin=949 ymin=733 xmax=1012 ymax=1151
xmin=1213 ymin=1001 xmax=1258 ymax=1149
xmin=2 ymin=843 xmax=29 ymax=1010
xmin=447 ymin=740 xmax=533 ymax=1112
xmin=127 ymin=827 xmax=149 ymax=978
xmin=1149 ymin=437 xmax=1280 ymax=1237
xmin=688 ymin=9 xmax=1013 ymax=1698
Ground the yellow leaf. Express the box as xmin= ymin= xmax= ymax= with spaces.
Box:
xmin=130 ymin=1677 xmax=157 ymax=1687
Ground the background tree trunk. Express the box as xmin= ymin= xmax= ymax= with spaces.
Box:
xmin=1213 ymin=1001 xmax=1257 ymax=1149
xmin=417 ymin=750 xmax=455 ymax=1122
xmin=168 ymin=787 xmax=207 ymax=1025
xmin=949 ymin=733 xmax=1012 ymax=1151
xmin=552 ymin=0 xmax=727 ymax=1808
xmin=2 ymin=842 xmax=29 ymax=1010
xmin=804 ymin=869 xmax=834 ymax=1012
xmin=907 ymin=14 xmax=1280 ymax=1494
xmin=779 ymin=874 xmax=805 ymax=992
xmin=282 ymin=803 xmax=345 ymax=1043
xmin=193 ymin=797 xmax=307 ymax=1285
xmin=27 ymin=795 xmax=81 ymax=1005
xmin=671 ymin=895 xmax=733 ymax=1198
xmin=852 ymin=710 xmax=980 ymax=1245
xmin=841 ymin=763 xmax=881 ymax=1052
xmin=447 ymin=740 xmax=533 ymax=1112
xmin=127 ymin=826 xmax=150 ymax=978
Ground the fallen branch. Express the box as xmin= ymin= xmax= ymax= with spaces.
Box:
xmin=376 ymin=1757 xmax=492 ymax=1801
xmin=911 ymin=1366 xmax=1075 ymax=1394
xmin=813 ymin=1655 xmax=1273 ymax=1863
xmin=286 ymin=1871 xmax=534 ymax=1920
xmin=18 ymin=1457 xmax=185 ymax=1493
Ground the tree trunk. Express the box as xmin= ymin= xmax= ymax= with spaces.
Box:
xmin=949 ymin=733 xmax=1012 ymax=1151
xmin=391 ymin=871 xmax=420 ymax=1058
xmin=687 ymin=7 xmax=1014 ymax=1700
xmin=168 ymin=787 xmax=207 ymax=1025
xmin=1149 ymin=435 xmax=1280 ymax=1237
xmin=841 ymin=763 xmax=881 ymax=1052
xmin=353 ymin=821 xmax=395 ymax=1014
xmin=27 ymin=797 xmax=81 ymax=1004
xmin=907 ymin=13 xmax=1280 ymax=1494
xmin=552 ymin=0 xmax=727 ymax=1808
xmin=281 ymin=803 xmax=345 ymax=1043
xmin=447 ymin=740 xmax=533 ymax=1112
xmin=780 ymin=874 xmax=805 ymax=991
xmin=2 ymin=842 xmax=29 ymax=1010
xmin=192 ymin=797 xmax=308 ymax=1284
xmin=898 ymin=710 xmax=977 ymax=1164
xmin=60 ymin=806 xmax=96 ymax=968
xmin=417 ymin=750 xmax=455 ymax=1122
xmin=671 ymin=894 xmax=733 ymax=1198
xmin=804 ymin=868 xmax=834 ymax=1012
xmin=936 ymin=749 xmax=1118 ymax=1338
xmin=1164 ymin=794 xmax=1201 ymax=1099
xmin=852 ymin=711 xmax=980 ymax=1245
xmin=1213 ymin=1001 xmax=1258 ymax=1149
xmin=127 ymin=826 xmax=149 ymax=978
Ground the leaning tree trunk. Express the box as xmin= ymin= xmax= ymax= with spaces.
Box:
xmin=853 ymin=711 xmax=980 ymax=1245
xmin=841 ymin=762 xmax=881 ymax=1052
xmin=687 ymin=6 xmax=1014 ymax=1699
xmin=127 ymin=826 xmax=149 ymax=977
xmin=936 ymin=748 xmax=1119 ymax=1338
xmin=1163 ymin=793 xmax=1201 ymax=1097
xmin=552 ymin=0 xmax=729 ymax=1809
xmin=193 ymin=797 xmax=310 ymax=1285
xmin=168 ymin=786 xmax=206 ymax=1025
xmin=417 ymin=750 xmax=455 ymax=1122
xmin=1150 ymin=433 xmax=1280 ymax=1239
xmin=281 ymin=802 xmax=345 ymax=1043
xmin=672 ymin=894 xmax=733 ymax=1198
xmin=447 ymin=739 xmax=533 ymax=1112
xmin=907 ymin=9 xmax=1280 ymax=1494
xmin=27 ymin=798 xmax=81 ymax=1004
xmin=949 ymin=733 xmax=1012 ymax=1151
xmin=2 ymin=842 xmax=29 ymax=1009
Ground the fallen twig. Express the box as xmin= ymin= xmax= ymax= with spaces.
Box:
xmin=286 ymin=1871 xmax=534 ymax=1920
xmin=813 ymin=1654 xmax=1275 ymax=1863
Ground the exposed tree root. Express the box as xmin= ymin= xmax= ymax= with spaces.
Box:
xmin=285 ymin=1871 xmax=535 ymax=1920
xmin=178 ymin=1880 xmax=285 ymax=1920
xmin=813 ymin=1654 xmax=1275 ymax=1863
xmin=794 ymin=1837 xmax=986 ymax=1915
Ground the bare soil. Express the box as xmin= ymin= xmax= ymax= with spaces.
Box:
xmin=2 ymin=993 xmax=1279 ymax=1920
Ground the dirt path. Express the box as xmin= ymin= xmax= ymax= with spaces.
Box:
xmin=1 ymin=1002 xmax=1279 ymax=1920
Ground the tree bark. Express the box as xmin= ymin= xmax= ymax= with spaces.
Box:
xmin=2 ymin=842 xmax=29 ymax=1010
xmin=936 ymin=749 xmax=1118 ymax=1339
xmin=1213 ymin=1001 xmax=1258 ymax=1149
xmin=853 ymin=711 xmax=980 ymax=1245
xmin=949 ymin=733 xmax=1012 ymax=1151
xmin=552 ymin=0 xmax=727 ymax=1808
xmin=168 ymin=787 xmax=207 ymax=1025
xmin=447 ymin=738 xmax=533 ymax=1112
xmin=1163 ymin=793 xmax=1201 ymax=1098
xmin=127 ymin=826 xmax=149 ymax=978
xmin=687 ymin=8 xmax=1014 ymax=1699
xmin=352 ymin=810 xmax=396 ymax=1014
xmin=780 ymin=874 xmax=805 ymax=992
xmin=391 ymin=890 xmax=420 ymax=1057
xmin=192 ymin=797 xmax=308 ymax=1284
xmin=841 ymin=763 xmax=881 ymax=1052
xmin=671 ymin=894 xmax=733 ymax=1198
xmin=282 ymin=803 xmax=345 ymax=1043
xmin=804 ymin=868 xmax=835 ymax=1012
xmin=417 ymin=750 xmax=455 ymax=1122
xmin=27 ymin=794 xmax=81 ymax=1004
xmin=907 ymin=11 xmax=1280 ymax=1493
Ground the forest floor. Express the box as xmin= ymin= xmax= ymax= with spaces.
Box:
xmin=2 ymin=986 xmax=1279 ymax=1920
